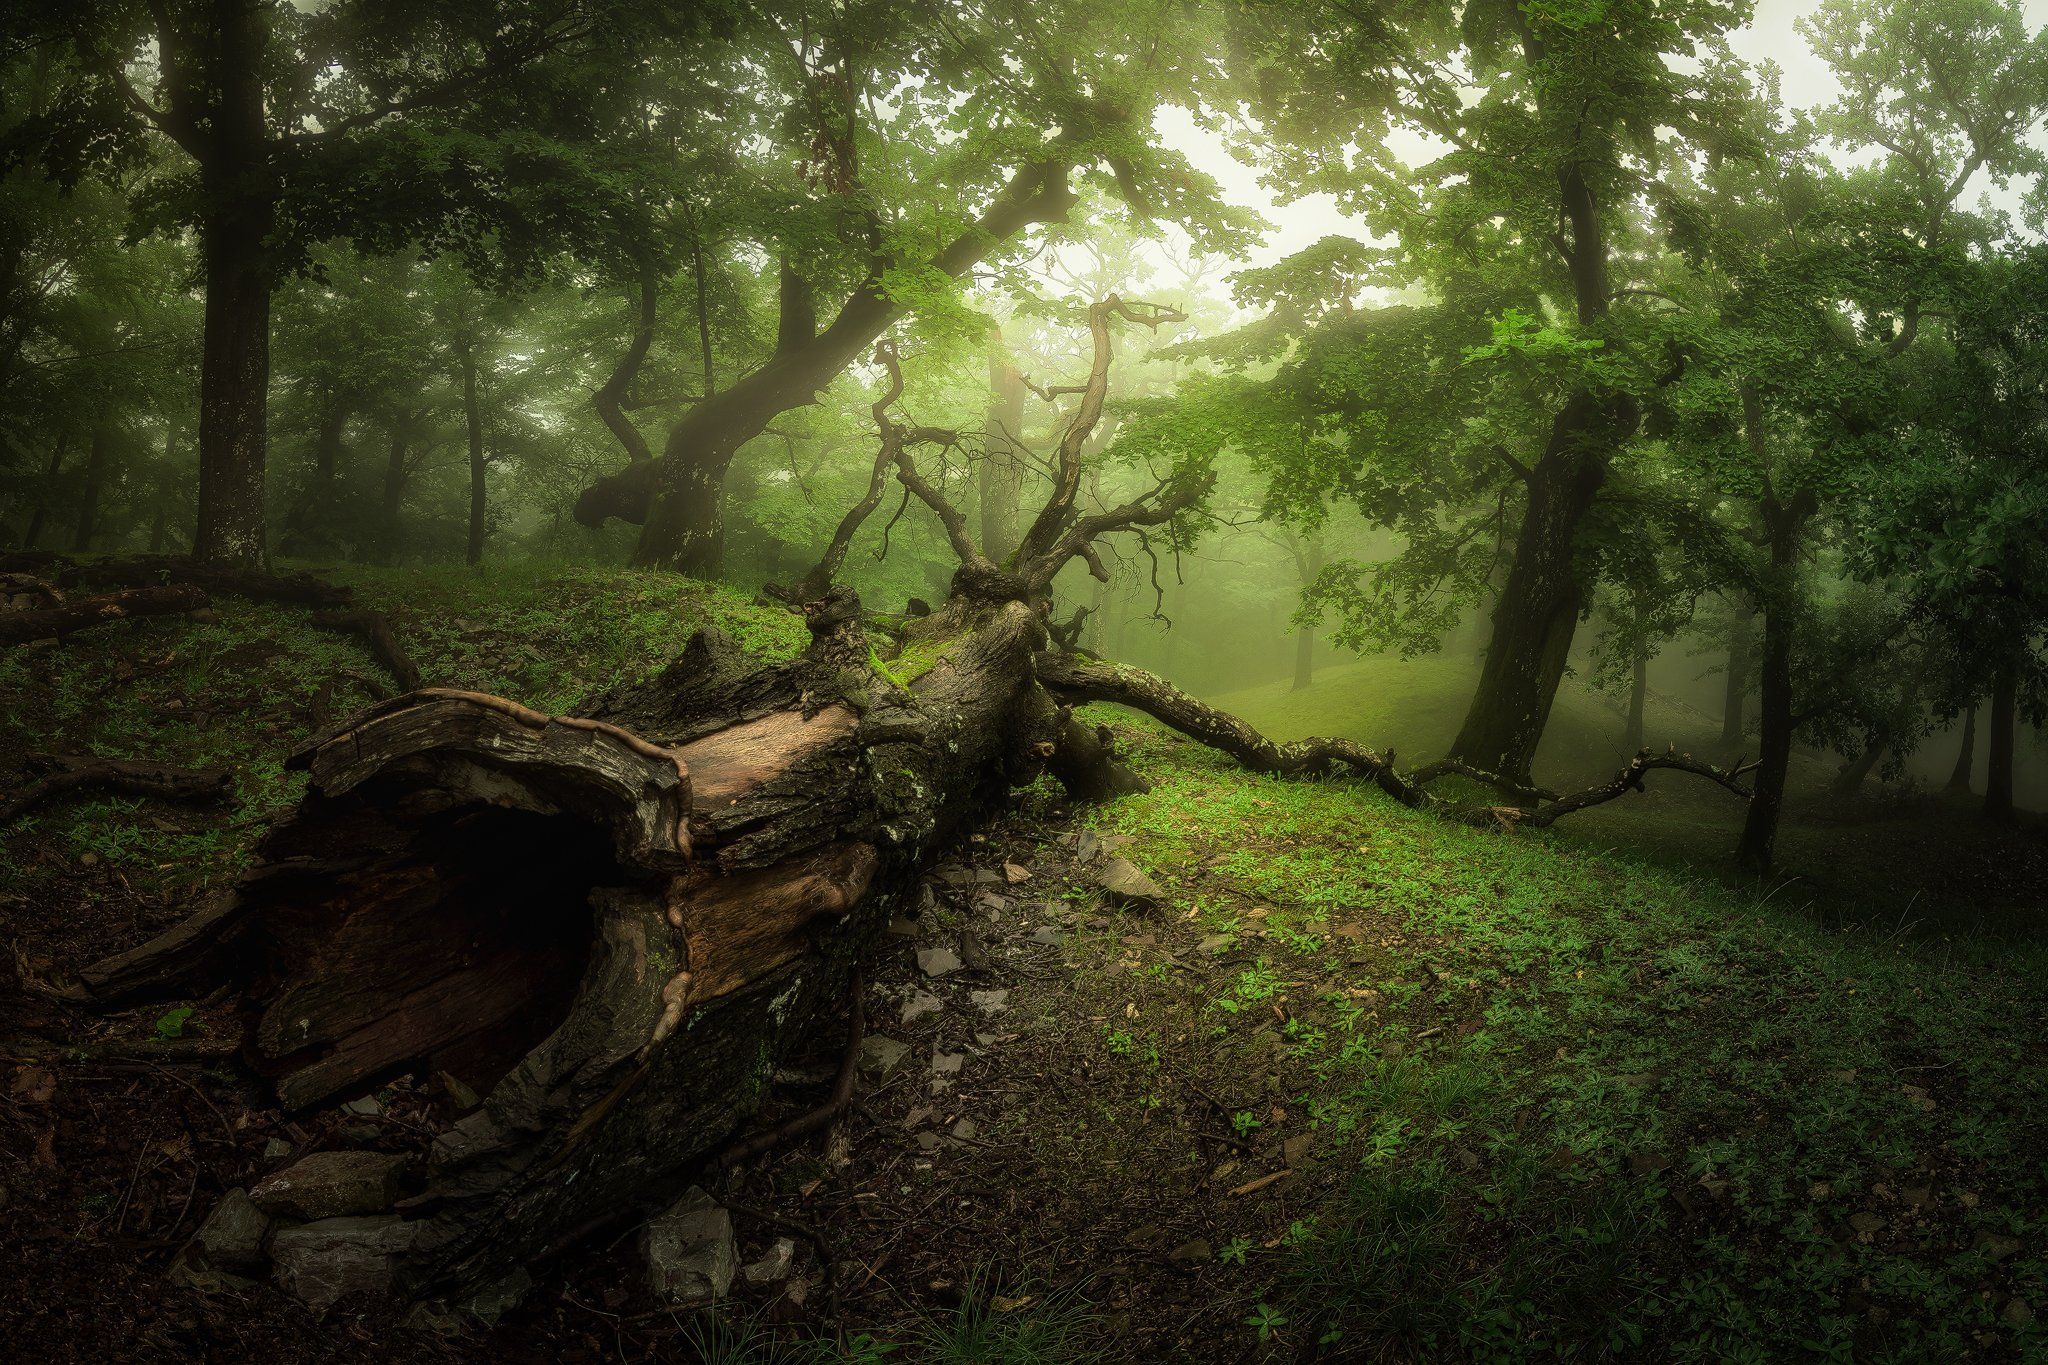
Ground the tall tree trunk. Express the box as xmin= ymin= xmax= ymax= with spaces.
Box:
xmin=580 ymin=162 xmax=1077 ymax=575
xmin=1829 ymin=740 xmax=1886 ymax=799
xmin=380 ymin=424 xmax=410 ymax=564
xmin=1986 ymin=661 xmax=2017 ymax=823
xmin=1622 ymin=644 xmax=1648 ymax=754
xmin=280 ymin=394 xmax=352 ymax=557
xmin=1946 ymin=703 xmax=1978 ymax=794
xmin=1735 ymin=582 xmax=1794 ymax=872
xmin=462 ymin=344 xmax=487 ymax=567
xmin=190 ymin=3 xmax=276 ymax=572
xmin=978 ymin=339 xmax=1026 ymax=564
xmin=71 ymin=425 xmax=112 ymax=552
xmin=592 ymin=273 xmax=658 ymax=467
xmin=1448 ymin=397 xmax=1622 ymax=785
xmin=692 ymin=238 xmax=715 ymax=401
xmin=1721 ymin=599 xmax=1753 ymax=746
xmin=1289 ymin=537 xmax=1324 ymax=692
xmin=22 ymin=434 xmax=68 ymax=549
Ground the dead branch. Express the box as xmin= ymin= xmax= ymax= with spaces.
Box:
xmin=1036 ymin=654 xmax=1762 ymax=832
xmin=1478 ymin=747 xmax=1759 ymax=829
xmin=0 ymin=584 xmax=209 ymax=646
xmin=1 ymin=753 xmax=233 ymax=826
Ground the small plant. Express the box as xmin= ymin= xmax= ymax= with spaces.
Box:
xmin=1245 ymin=1303 xmax=1289 ymax=1342
xmin=154 ymin=1006 xmax=196 ymax=1041
xmin=1231 ymin=1109 xmax=1263 ymax=1138
xmin=1218 ymin=1236 xmax=1253 ymax=1266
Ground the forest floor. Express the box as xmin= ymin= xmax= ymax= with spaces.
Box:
xmin=1 ymin=567 xmax=2044 ymax=1363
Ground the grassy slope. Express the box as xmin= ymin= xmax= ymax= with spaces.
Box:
xmin=1081 ymin=717 xmax=2047 ymax=1361
xmin=0 ymin=564 xmax=805 ymax=969
xmin=1211 ymin=656 xmax=2048 ymax=930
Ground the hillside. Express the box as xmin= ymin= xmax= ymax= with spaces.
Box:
xmin=1 ymin=570 xmax=2042 ymax=1361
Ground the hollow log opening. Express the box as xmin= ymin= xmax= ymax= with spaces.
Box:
xmin=244 ymin=801 xmax=620 ymax=1112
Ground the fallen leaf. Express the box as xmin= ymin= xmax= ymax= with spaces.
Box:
xmin=1227 ymin=1170 xmax=1292 ymax=1198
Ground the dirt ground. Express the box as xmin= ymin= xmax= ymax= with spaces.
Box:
xmin=0 ymin=778 xmax=1344 ymax=1362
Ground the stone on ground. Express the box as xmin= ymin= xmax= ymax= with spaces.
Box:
xmin=187 ymin=1187 xmax=273 ymax=1272
xmin=248 ymin=1150 xmax=407 ymax=1221
xmin=270 ymin=1214 xmax=420 ymax=1312
xmin=857 ymin=1034 xmax=912 ymax=1081
xmin=643 ymin=1186 xmax=735 ymax=1304
xmin=1094 ymin=856 xmax=1165 ymax=908
xmin=916 ymin=945 xmax=963 ymax=978
xmin=741 ymin=1236 xmax=797 ymax=1284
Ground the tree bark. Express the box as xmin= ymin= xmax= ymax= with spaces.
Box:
xmin=380 ymin=423 xmax=411 ymax=564
xmin=280 ymin=394 xmax=353 ymax=557
xmin=1622 ymin=644 xmax=1648 ymax=755
xmin=1829 ymin=740 xmax=1886 ymax=799
xmin=0 ymin=584 xmax=209 ymax=645
xmin=1946 ymin=702 xmax=1978 ymax=794
xmin=76 ymin=594 xmax=1113 ymax=1307
xmin=579 ymin=161 xmax=1077 ymax=575
xmin=1734 ymin=485 xmax=1812 ymax=872
xmin=462 ymin=342 xmax=487 ymax=566
xmin=71 ymin=425 xmax=112 ymax=552
xmin=1986 ymin=661 xmax=2017 ymax=822
xmin=189 ymin=3 xmax=277 ymax=571
xmin=1448 ymin=395 xmax=1624 ymax=786
xmin=1721 ymin=598 xmax=1753 ymax=747
xmin=592 ymin=273 xmax=658 ymax=467
xmin=20 ymin=435 xmax=67 ymax=549
xmin=978 ymin=339 xmax=1026 ymax=564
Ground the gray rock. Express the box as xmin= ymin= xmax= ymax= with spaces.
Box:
xmin=1168 ymin=1238 xmax=1213 ymax=1264
xmin=188 ymin=1187 xmax=272 ymax=1271
xmin=1197 ymin=933 xmax=1236 ymax=956
xmin=460 ymin=1267 xmax=533 ymax=1325
xmin=249 ymin=1150 xmax=407 ymax=1221
xmin=900 ymin=991 xmax=943 ymax=1024
xmin=931 ymin=1050 xmax=965 ymax=1076
xmin=271 ymin=1215 xmax=419 ymax=1312
xmin=916 ymin=946 xmax=963 ymax=978
xmin=644 ymin=1186 xmax=735 ymax=1304
xmin=1028 ymin=926 xmax=1064 ymax=946
xmin=858 ymin=1035 xmax=912 ymax=1081
xmin=968 ymin=988 xmax=1010 ymax=1015
xmin=741 ymin=1237 xmax=797 ymax=1285
xmin=262 ymin=1137 xmax=293 ymax=1161
xmin=1094 ymin=857 xmax=1165 ymax=908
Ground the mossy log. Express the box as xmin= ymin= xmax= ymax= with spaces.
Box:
xmin=84 ymin=598 xmax=1092 ymax=1306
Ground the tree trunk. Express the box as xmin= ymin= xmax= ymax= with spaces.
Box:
xmin=76 ymin=594 xmax=1116 ymax=1308
xmin=380 ymin=424 xmax=410 ymax=564
xmin=1289 ymin=537 xmax=1323 ymax=692
xmin=1292 ymin=627 xmax=1314 ymax=692
xmin=1946 ymin=702 xmax=1978 ymax=794
xmin=1735 ymin=590 xmax=1793 ymax=872
xmin=1734 ymin=484 xmax=1812 ymax=872
xmin=1721 ymin=599 xmax=1753 ymax=746
xmin=280 ymin=395 xmax=352 ymax=557
xmin=462 ymin=344 xmax=486 ymax=567
xmin=1448 ymin=396 xmax=1623 ymax=785
xmin=1829 ymin=740 xmax=1886 ymax=799
xmin=71 ymin=425 xmax=112 ymax=552
xmin=580 ymin=162 xmax=1078 ymax=575
xmin=20 ymin=435 xmax=67 ymax=549
xmin=978 ymin=340 xmax=1026 ymax=564
xmin=1622 ymin=644 xmax=1648 ymax=754
xmin=1986 ymin=661 xmax=2017 ymax=823
xmin=189 ymin=3 xmax=276 ymax=572
xmin=592 ymin=273 xmax=658 ymax=467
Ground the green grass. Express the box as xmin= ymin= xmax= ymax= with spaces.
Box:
xmin=0 ymin=562 xmax=805 ymax=900
xmin=1211 ymin=654 xmax=2048 ymax=929
xmin=1080 ymin=718 xmax=2048 ymax=1361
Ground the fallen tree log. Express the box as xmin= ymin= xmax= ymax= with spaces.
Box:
xmin=0 ymin=584 xmax=209 ymax=646
xmin=0 ymin=753 xmax=233 ymax=826
xmin=79 ymin=592 xmax=1101 ymax=1309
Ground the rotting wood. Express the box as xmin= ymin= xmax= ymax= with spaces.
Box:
xmin=0 ymin=584 xmax=210 ymax=646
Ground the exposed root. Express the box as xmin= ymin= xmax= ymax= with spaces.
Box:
xmin=0 ymin=584 xmax=209 ymax=645
xmin=0 ymin=752 xmax=233 ymax=826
